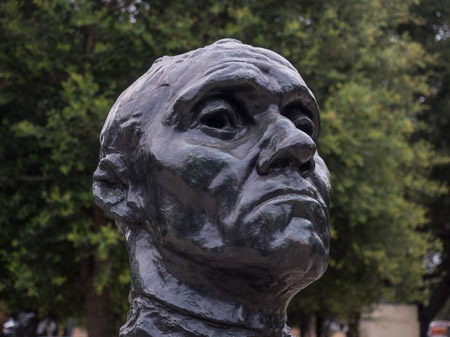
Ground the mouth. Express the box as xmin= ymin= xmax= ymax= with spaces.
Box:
xmin=254 ymin=184 xmax=326 ymax=211
xmin=245 ymin=189 xmax=329 ymax=236
xmin=226 ymin=173 xmax=329 ymax=235
xmin=258 ymin=186 xmax=318 ymax=205
xmin=255 ymin=192 xmax=324 ymax=218
xmin=236 ymin=190 xmax=330 ymax=261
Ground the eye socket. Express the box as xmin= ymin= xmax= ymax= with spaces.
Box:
xmin=195 ymin=99 xmax=239 ymax=132
xmin=199 ymin=109 xmax=234 ymax=129
xmin=293 ymin=117 xmax=314 ymax=136
xmin=282 ymin=109 xmax=315 ymax=137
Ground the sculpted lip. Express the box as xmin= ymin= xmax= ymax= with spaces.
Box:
xmin=249 ymin=189 xmax=328 ymax=235
xmin=254 ymin=192 xmax=325 ymax=219
xmin=257 ymin=188 xmax=317 ymax=206
xmin=254 ymin=181 xmax=326 ymax=210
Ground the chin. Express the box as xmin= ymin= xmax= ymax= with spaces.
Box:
xmin=223 ymin=239 xmax=329 ymax=294
xmin=272 ymin=234 xmax=328 ymax=276
xmin=258 ymin=234 xmax=328 ymax=278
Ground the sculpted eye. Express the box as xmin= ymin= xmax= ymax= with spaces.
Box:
xmin=199 ymin=107 xmax=235 ymax=129
xmin=293 ymin=117 xmax=314 ymax=136
xmin=282 ymin=109 xmax=315 ymax=137
xmin=195 ymin=99 xmax=241 ymax=135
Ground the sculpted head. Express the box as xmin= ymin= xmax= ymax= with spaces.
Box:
xmin=93 ymin=38 xmax=331 ymax=334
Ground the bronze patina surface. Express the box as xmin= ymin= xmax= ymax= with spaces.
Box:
xmin=93 ymin=39 xmax=331 ymax=337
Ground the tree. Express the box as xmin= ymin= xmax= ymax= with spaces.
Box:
xmin=0 ymin=1 xmax=440 ymax=336
xmin=273 ymin=2 xmax=441 ymax=335
xmin=399 ymin=1 xmax=450 ymax=336
xmin=0 ymin=1 xmax=150 ymax=335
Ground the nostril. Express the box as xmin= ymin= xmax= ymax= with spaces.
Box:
xmin=272 ymin=158 xmax=291 ymax=170
xmin=300 ymin=160 xmax=311 ymax=172
xmin=264 ymin=157 xmax=315 ymax=177
xmin=299 ymin=159 xmax=315 ymax=178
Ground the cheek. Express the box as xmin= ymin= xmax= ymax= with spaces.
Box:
xmin=149 ymin=148 xmax=240 ymax=252
xmin=157 ymin=192 xmax=225 ymax=252
xmin=150 ymin=145 xmax=242 ymax=217
xmin=312 ymin=153 xmax=331 ymax=207
xmin=181 ymin=150 xmax=246 ymax=223
xmin=181 ymin=150 xmax=234 ymax=190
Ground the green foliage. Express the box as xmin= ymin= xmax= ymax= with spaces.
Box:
xmin=278 ymin=0 xmax=443 ymax=321
xmin=399 ymin=0 xmax=450 ymax=331
xmin=0 ymin=0 xmax=442 ymax=331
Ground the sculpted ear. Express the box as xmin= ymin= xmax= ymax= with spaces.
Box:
xmin=93 ymin=153 xmax=142 ymax=224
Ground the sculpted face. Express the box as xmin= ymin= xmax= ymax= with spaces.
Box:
xmin=94 ymin=39 xmax=331 ymax=295
xmin=94 ymin=40 xmax=332 ymax=336
xmin=132 ymin=41 xmax=331 ymax=282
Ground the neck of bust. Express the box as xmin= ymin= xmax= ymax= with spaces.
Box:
xmin=119 ymin=223 xmax=297 ymax=337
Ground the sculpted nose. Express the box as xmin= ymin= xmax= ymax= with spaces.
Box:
xmin=256 ymin=118 xmax=316 ymax=178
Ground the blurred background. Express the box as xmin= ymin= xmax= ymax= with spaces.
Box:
xmin=0 ymin=0 xmax=449 ymax=337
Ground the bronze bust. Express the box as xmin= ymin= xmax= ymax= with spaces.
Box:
xmin=93 ymin=39 xmax=331 ymax=337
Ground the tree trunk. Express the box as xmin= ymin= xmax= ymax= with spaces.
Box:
xmin=316 ymin=314 xmax=323 ymax=337
xmin=300 ymin=313 xmax=315 ymax=337
xmin=81 ymin=256 xmax=111 ymax=337
xmin=347 ymin=312 xmax=360 ymax=337
xmin=419 ymin=270 xmax=450 ymax=337
xmin=80 ymin=206 xmax=112 ymax=337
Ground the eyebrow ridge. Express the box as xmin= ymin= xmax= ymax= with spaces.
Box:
xmin=166 ymin=78 xmax=319 ymax=137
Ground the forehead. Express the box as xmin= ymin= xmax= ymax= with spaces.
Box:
xmin=198 ymin=59 xmax=306 ymax=96
xmin=165 ymin=43 xmax=313 ymax=98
